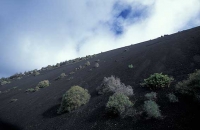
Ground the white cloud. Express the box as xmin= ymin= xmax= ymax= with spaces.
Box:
xmin=0 ymin=0 xmax=200 ymax=77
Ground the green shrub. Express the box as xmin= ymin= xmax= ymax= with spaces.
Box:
xmin=145 ymin=92 xmax=157 ymax=101
xmin=36 ymin=80 xmax=50 ymax=88
xmin=26 ymin=88 xmax=35 ymax=92
xmin=58 ymin=86 xmax=90 ymax=114
xmin=34 ymin=71 xmax=40 ymax=76
xmin=167 ymin=93 xmax=178 ymax=103
xmin=176 ymin=70 xmax=200 ymax=102
xmin=128 ymin=64 xmax=133 ymax=69
xmin=106 ymin=93 xmax=133 ymax=116
xmin=96 ymin=75 xmax=133 ymax=96
xmin=143 ymin=100 xmax=162 ymax=119
xmin=1 ymin=80 xmax=11 ymax=85
xmin=85 ymin=61 xmax=90 ymax=66
xmin=60 ymin=73 xmax=66 ymax=78
xmin=141 ymin=73 xmax=174 ymax=89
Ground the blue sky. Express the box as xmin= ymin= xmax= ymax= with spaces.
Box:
xmin=0 ymin=0 xmax=200 ymax=78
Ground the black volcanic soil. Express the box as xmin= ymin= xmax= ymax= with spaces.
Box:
xmin=0 ymin=26 xmax=200 ymax=130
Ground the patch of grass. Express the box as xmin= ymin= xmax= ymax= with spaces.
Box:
xmin=10 ymin=99 xmax=18 ymax=102
xmin=57 ymin=86 xmax=90 ymax=114
xmin=167 ymin=93 xmax=179 ymax=103
xmin=1 ymin=80 xmax=11 ymax=85
xmin=128 ymin=64 xmax=134 ymax=69
xmin=94 ymin=63 xmax=99 ymax=68
xmin=176 ymin=69 xmax=200 ymax=102
xmin=33 ymin=71 xmax=40 ymax=76
xmin=17 ymin=77 xmax=22 ymax=79
xmin=145 ymin=92 xmax=157 ymax=101
xmin=69 ymin=71 xmax=75 ymax=75
xmin=96 ymin=75 xmax=133 ymax=96
xmin=106 ymin=93 xmax=133 ymax=116
xmin=141 ymin=73 xmax=174 ymax=89
xmin=26 ymin=88 xmax=35 ymax=92
xmin=67 ymin=77 xmax=74 ymax=81
xmin=13 ymin=86 xmax=18 ymax=89
xmin=143 ymin=100 xmax=162 ymax=119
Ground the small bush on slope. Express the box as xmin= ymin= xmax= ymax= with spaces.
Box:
xmin=141 ymin=73 xmax=173 ymax=89
xmin=167 ymin=93 xmax=179 ymax=103
xmin=176 ymin=69 xmax=200 ymax=102
xmin=96 ymin=75 xmax=133 ymax=96
xmin=85 ymin=61 xmax=90 ymax=66
xmin=36 ymin=80 xmax=50 ymax=88
xmin=143 ymin=100 xmax=162 ymax=119
xmin=58 ymin=86 xmax=90 ymax=114
xmin=94 ymin=63 xmax=99 ymax=68
xmin=1 ymin=80 xmax=11 ymax=85
xmin=106 ymin=93 xmax=133 ymax=116
xmin=145 ymin=92 xmax=157 ymax=101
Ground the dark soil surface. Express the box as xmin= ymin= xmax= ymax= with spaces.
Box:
xmin=0 ymin=26 xmax=200 ymax=130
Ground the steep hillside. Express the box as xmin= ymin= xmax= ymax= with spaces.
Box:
xmin=0 ymin=26 xmax=200 ymax=130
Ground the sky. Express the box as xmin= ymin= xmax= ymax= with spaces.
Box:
xmin=0 ymin=0 xmax=200 ymax=78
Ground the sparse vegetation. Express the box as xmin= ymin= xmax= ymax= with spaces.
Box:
xmin=128 ymin=64 xmax=134 ymax=69
xmin=26 ymin=80 xmax=49 ymax=92
xmin=13 ymin=86 xmax=18 ymax=89
xmin=60 ymin=73 xmax=66 ymax=78
xmin=96 ymin=76 xmax=133 ymax=96
xmin=36 ymin=80 xmax=50 ymax=88
xmin=26 ymin=88 xmax=35 ymax=92
xmin=67 ymin=77 xmax=74 ymax=81
xmin=141 ymin=73 xmax=174 ymax=89
xmin=69 ymin=71 xmax=75 ymax=75
xmin=1 ymin=80 xmax=11 ymax=85
xmin=33 ymin=70 xmax=40 ymax=76
xmin=85 ymin=61 xmax=90 ymax=66
xmin=167 ymin=93 xmax=179 ymax=103
xmin=10 ymin=99 xmax=18 ymax=102
xmin=176 ymin=69 xmax=200 ymax=102
xmin=57 ymin=86 xmax=90 ymax=114
xmin=145 ymin=92 xmax=157 ymax=101
xmin=143 ymin=100 xmax=162 ymax=119
xmin=94 ymin=63 xmax=99 ymax=68
xmin=106 ymin=93 xmax=133 ymax=116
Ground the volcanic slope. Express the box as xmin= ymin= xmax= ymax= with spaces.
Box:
xmin=0 ymin=26 xmax=200 ymax=130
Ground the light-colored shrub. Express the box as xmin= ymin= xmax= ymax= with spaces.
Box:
xmin=141 ymin=73 xmax=174 ymax=89
xmin=94 ymin=63 xmax=99 ymax=68
xmin=57 ymin=86 xmax=90 ymax=114
xmin=60 ymin=73 xmax=66 ymax=78
xmin=85 ymin=61 xmax=90 ymax=66
xmin=143 ymin=100 xmax=162 ymax=119
xmin=167 ymin=93 xmax=179 ymax=103
xmin=106 ymin=93 xmax=133 ymax=116
xmin=96 ymin=76 xmax=133 ymax=96
xmin=128 ymin=64 xmax=133 ymax=69
xmin=1 ymin=80 xmax=11 ymax=85
xmin=145 ymin=92 xmax=157 ymax=101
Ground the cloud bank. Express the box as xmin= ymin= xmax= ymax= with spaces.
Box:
xmin=0 ymin=0 xmax=200 ymax=77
